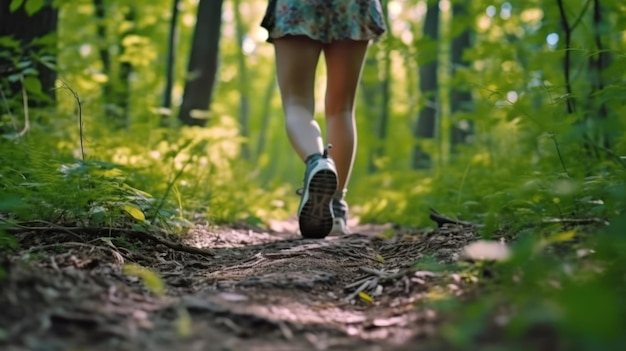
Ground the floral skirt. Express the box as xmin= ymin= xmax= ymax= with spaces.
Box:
xmin=261 ymin=0 xmax=387 ymax=44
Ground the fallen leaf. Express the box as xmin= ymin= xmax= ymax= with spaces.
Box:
xmin=123 ymin=263 xmax=165 ymax=296
xmin=546 ymin=230 xmax=576 ymax=244
xmin=123 ymin=203 xmax=146 ymax=221
xmin=176 ymin=307 xmax=193 ymax=338
xmin=358 ymin=291 xmax=374 ymax=304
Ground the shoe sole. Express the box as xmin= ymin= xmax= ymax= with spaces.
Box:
xmin=299 ymin=169 xmax=337 ymax=239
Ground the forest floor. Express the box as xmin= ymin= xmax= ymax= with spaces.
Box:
xmin=0 ymin=217 xmax=485 ymax=351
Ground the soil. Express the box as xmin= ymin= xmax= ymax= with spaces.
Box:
xmin=0 ymin=218 xmax=480 ymax=351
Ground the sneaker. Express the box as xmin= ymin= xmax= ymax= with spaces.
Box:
xmin=330 ymin=197 xmax=349 ymax=235
xmin=298 ymin=147 xmax=338 ymax=238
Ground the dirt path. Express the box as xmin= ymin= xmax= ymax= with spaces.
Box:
xmin=1 ymin=219 xmax=478 ymax=351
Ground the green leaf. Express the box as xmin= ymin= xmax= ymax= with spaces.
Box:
xmin=123 ymin=204 xmax=146 ymax=221
xmin=0 ymin=194 xmax=25 ymax=212
xmin=38 ymin=55 xmax=57 ymax=69
xmin=123 ymin=263 xmax=165 ymax=296
xmin=22 ymin=76 xmax=43 ymax=94
xmin=8 ymin=74 xmax=21 ymax=83
xmin=0 ymin=36 xmax=20 ymax=48
xmin=24 ymin=0 xmax=45 ymax=16
xmin=15 ymin=60 xmax=31 ymax=69
xmin=545 ymin=230 xmax=576 ymax=244
xmin=21 ymin=67 xmax=38 ymax=77
xmin=9 ymin=0 xmax=24 ymax=12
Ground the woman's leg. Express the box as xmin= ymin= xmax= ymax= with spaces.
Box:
xmin=273 ymin=36 xmax=324 ymax=161
xmin=274 ymin=35 xmax=338 ymax=238
xmin=322 ymin=40 xmax=370 ymax=192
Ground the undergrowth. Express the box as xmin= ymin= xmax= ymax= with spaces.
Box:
xmin=349 ymin=82 xmax=626 ymax=350
xmin=0 ymin=112 xmax=291 ymax=238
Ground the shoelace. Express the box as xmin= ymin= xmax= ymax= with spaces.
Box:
xmin=323 ymin=144 xmax=332 ymax=158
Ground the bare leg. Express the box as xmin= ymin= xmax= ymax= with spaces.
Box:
xmin=323 ymin=40 xmax=370 ymax=193
xmin=274 ymin=36 xmax=324 ymax=161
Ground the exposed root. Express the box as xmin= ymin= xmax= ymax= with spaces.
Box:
xmin=3 ymin=219 xmax=215 ymax=257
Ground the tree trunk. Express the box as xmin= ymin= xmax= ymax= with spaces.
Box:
xmin=233 ymin=0 xmax=250 ymax=159
xmin=92 ymin=1 xmax=134 ymax=129
xmin=359 ymin=51 xmax=381 ymax=173
xmin=369 ymin=0 xmax=392 ymax=173
xmin=255 ymin=68 xmax=276 ymax=161
xmin=178 ymin=0 xmax=224 ymax=126
xmin=450 ymin=2 xmax=473 ymax=146
xmin=0 ymin=0 xmax=58 ymax=105
xmin=586 ymin=0 xmax=611 ymax=151
xmin=115 ymin=6 xmax=135 ymax=130
xmin=161 ymin=0 xmax=181 ymax=127
xmin=373 ymin=54 xmax=391 ymax=169
xmin=412 ymin=0 xmax=439 ymax=169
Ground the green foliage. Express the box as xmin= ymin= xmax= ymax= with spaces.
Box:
xmin=0 ymin=113 xmax=290 ymax=237
xmin=437 ymin=215 xmax=626 ymax=351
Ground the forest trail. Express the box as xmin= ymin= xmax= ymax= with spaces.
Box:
xmin=1 ymin=219 xmax=480 ymax=351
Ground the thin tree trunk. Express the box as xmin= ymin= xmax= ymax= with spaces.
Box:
xmin=255 ymin=69 xmax=277 ymax=161
xmin=93 ymin=0 xmax=110 ymax=75
xmin=360 ymin=51 xmax=381 ymax=173
xmin=587 ymin=0 xmax=611 ymax=151
xmin=178 ymin=0 xmax=224 ymax=126
xmin=93 ymin=0 xmax=112 ymax=119
xmin=161 ymin=0 xmax=180 ymax=127
xmin=450 ymin=2 xmax=473 ymax=146
xmin=115 ymin=6 xmax=135 ymax=130
xmin=233 ymin=0 xmax=250 ymax=159
xmin=375 ymin=56 xmax=390 ymax=165
xmin=556 ymin=0 xmax=575 ymax=114
xmin=412 ymin=0 xmax=439 ymax=169
xmin=368 ymin=1 xmax=392 ymax=173
xmin=92 ymin=1 xmax=134 ymax=129
xmin=371 ymin=0 xmax=392 ymax=172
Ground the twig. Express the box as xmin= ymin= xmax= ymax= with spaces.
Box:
xmin=429 ymin=208 xmax=476 ymax=228
xmin=345 ymin=277 xmax=378 ymax=302
xmin=570 ymin=0 xmax=593 ymax=31
xmin=58 ymin=80 xmax=85 ymax=161
xmin=18 ymin=74 xmax=30 ymax=137
xmin=345 ymin=276 xmax=376 ymax=289
xmin=549 ymin=133 xmax=570 ymax=177
xmin=542 ymin=217 xmax=609 ymax=226
xmin=359 ymin=266 xmax=391 ymax=277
